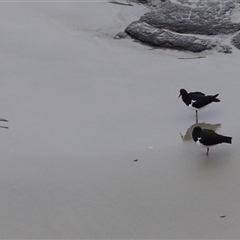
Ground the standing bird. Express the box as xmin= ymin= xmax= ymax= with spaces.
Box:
xmin=178 ymin=89 xmax=220 ymax=122
xmin=192 ymin=126 xmax=232 ymax=156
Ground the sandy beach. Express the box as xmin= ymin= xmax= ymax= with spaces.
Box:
xmin=1 ymin=1 xmax=240 ymax=238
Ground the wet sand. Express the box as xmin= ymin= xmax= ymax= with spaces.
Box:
xmin=1 ymin=1 xmax=240 ymax=238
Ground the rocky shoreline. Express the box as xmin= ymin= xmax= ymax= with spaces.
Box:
xmin=116 ymin=0 xmax=240 ymax=53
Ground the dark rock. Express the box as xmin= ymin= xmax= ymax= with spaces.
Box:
xmin=121 ymin=0 xmax=240 ymax=53
xmin=125 ymin=21 xmax=217 ymax=52
xmin=114 ymin=32 xmax=128 ymax=39
xmin=217 ymin=44 xmax=232 ymax=54
xmin=232 ymin=32 xmax=240 ymax=49
xmin=140 ymin=1 xmax=240 ymax=35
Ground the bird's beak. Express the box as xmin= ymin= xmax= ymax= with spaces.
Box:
xmin=178 ymin=93 xmax=181 ymax=98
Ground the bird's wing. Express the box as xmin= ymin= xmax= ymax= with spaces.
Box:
xmin=189 ymin=92 xmax=205 ymax=99
xmin=191 ymin=96 xmax=215 ymax=108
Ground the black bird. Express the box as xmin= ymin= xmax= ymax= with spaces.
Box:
xmin=192 ymin=126 xmax=232 ymax=156
xmin=178 ymin=89 xmax=220 ymax=122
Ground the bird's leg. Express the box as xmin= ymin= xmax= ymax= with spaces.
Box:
xmin=196 ymin=110 xmax=198 ymax=123
xmin=206 ymin=147 xmax=209 ymax=156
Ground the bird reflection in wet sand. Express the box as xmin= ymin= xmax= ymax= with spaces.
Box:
xmin=192 ymin=126 xmax=232 ymax=156
xmin=180 ymin=122 xmax=221 ymax=142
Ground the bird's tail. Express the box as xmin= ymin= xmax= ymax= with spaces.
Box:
xmin=212 ymin=94 xmax=220 ymax=102
xmin=222 ymin=136 xmax=232 ymax=144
